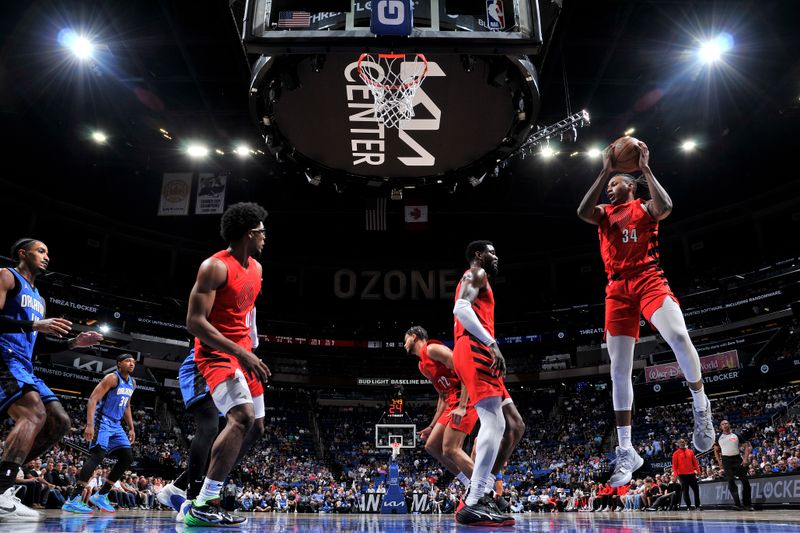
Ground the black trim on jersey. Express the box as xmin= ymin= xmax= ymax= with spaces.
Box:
xmin=472 ymin=357 xmax=492 ymax=368
xmin=470 ymin=344 xmax=491 ymax=358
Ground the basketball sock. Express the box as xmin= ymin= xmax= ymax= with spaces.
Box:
xmin=690 ymin=387 xmax=707 ymax=411
xmin=467 ymin=397 xmax=505 ymax=506
xmin=197 ymin=478 xmax=224 ymax=504
xmin=188 ymin=476 xmax=205 ymax=501
xmin=172 ymin=470 xmax=188 ymax=491
xmin=456 ymin=472 xmax=470 ymax=488
xmin=650 ymin=297 xmax=702 ymax=383
xmin=617 ymin=426 xmax=632 ymax=450
xmin=0 ymin=461 xmax=20 ymax=492
xmin=99 ymin=481 xmax=114 ymax=496
xmin=68 ymin=483 xmax=85 ymax=500
xmin=607 ymin=333 xmax=635 ymax=411
xmin=483 ymin=473 xmax=496 ymax=494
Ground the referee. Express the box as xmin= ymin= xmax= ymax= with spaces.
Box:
xmin=713 ymin=419 xmax=754 ymax=511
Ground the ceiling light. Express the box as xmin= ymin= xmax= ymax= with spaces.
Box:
xmin=540 ymin=146 xmax=555 ymax=158
xmin=587 ymin=147 xmax=601 ymax=158
xmin=187 ymin=144 xmax=209 ymax=158
xmin=624 ymin=128 xmax=635 ymax=136
xmin=234 ymin=144 xmax=251 ymax=157
xmin=91 ymin=131 xmax=107 ymax=144
xmin=681 ymin=140 xmax=697 ymax=152
xmin=698 ymin=33 xmax=733 ymax=65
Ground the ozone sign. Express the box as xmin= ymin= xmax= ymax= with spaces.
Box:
xmin=261 ymin=54 xmax=537 ymax=180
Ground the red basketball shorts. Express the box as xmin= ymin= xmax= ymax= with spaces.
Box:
xmin=605 ymin=268 xmax=678 ymax=340
xmin=195 ymin=340 xmax=265 ymax=398
xmin=438 ymin=403 xmax=479 ymax=435
xmin=453 ymin=336 xmax=504 ymax=404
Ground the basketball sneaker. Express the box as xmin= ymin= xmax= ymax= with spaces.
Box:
xmin=184 ymin=498 xmax=247 ymax=527
xmin=0 ymin=486 xmax=43 ymax=522
xmin=62 ymin=495 xmax=93 ymax=514
xmin=692 ymin=396 xmax=716 ymax=452
xmin=176 ymin=499 xmax=192 ymax=522
xmin=156 ymin=482 xmax=186 ymax=511
xmin=455 ymin=495 xmax=514 ymax=527
xmin=609 ymin=446 xmax=644 ymax=487
xmin=89 ymin=492 xmax=116 ymax=513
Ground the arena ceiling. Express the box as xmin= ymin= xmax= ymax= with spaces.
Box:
xmin=0 ymin=0 xmax=798 ymax=305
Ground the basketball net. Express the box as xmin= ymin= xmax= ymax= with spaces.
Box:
xmin=390 ymin=441 xmax=402 ymax=461
xmin=358 ymin=53 xmax=428 ymax=129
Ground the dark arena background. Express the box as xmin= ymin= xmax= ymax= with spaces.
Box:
xmin=1 ymin=0 xmax=800 ymax=531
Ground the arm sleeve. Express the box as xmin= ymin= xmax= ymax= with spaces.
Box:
xmin=453 ymin=299 xmax=495 ymax=346
xmin=0 ymin=315 xmax=35 ymax=334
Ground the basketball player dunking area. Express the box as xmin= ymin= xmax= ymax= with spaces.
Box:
xmin=451 ymin=241 xmax=515 ymax=526
xmin=404 ymin=326 xmax=477 ymax=493
xmin=183 ymin=202 xmax=271 ymax=527
xmin=577 ymin=141 xmax=715 ymax=486
xmin=62 ymin=353 xmax=137 ymax=514
xmin=0 ymin=239 xmax=103 ymax=522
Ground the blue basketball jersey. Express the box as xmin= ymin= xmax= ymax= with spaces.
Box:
xmin=0 ymin=268 xmax=45 ymax=369
xmin=96 ymin=371 xmax=136 ymax=423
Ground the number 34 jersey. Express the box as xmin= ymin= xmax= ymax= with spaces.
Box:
xmin=96 ymin=371 xmax=136 ymax=424
xmin=599 ymin=199 xmax=660 ymax=281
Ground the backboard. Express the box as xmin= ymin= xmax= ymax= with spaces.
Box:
xmin=375 ymin=423 xmax=417 ymax=449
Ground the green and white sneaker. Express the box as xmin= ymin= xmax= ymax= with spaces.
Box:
xmin=184 ymin=498 xmax=247 ymax=528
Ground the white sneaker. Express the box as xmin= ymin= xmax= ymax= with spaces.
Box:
xmin=609 ymin=446 xmax=644 ymax=487
xmin=176 ymin=499 xmax=192 ymax=522
xmin=157 ymin=482 xmax=187 ymax=511
xmin=0 ymin=486 xmax=43 ymax=522
xmin=692 ymin=396 xmax=716 ymax=452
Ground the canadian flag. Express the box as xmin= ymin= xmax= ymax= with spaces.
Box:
xmin=404 ymin=204 xmax=428 ymax=230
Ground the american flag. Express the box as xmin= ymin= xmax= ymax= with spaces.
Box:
xmin=277 ymin=11 xmax=311 ymax=28
xmin=365 ymin=197 xmax=387 ymax=231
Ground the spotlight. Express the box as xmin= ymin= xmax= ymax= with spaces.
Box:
xmin=215 ymin=149 xmax=225 ymax=155
xmin=624 ymin=128 xmax=635 ymax=136
xmin=98 ymin=324 xmax=110 ymax=334
xmin=681 ymin=140 xmax=697 ymax=152
xmin=305 ymin=171 xmax=321 ymax=186
xmin=60 ymin=30 xmax=94 ymax=60
xmin=540 ymin=145 xmax=555 ymax=159
xmin=468 ymin=173 xmax=487 ymax=187
xmin=234 ymin=144 xmax=251 ymax=157
xmin=698 ymin=33 xmax=733 ymax=64
xmin=587 ymin=147 xmax=601 ymax=158
xmin=91 ymin=131 xmax=107 ymax=144
xmin=187 ymin=144 xmax=209 ymax=158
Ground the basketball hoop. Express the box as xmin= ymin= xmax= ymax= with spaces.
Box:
xmin=390 ymin=441 xmax=402 ymax=461
xmin=357 ymin=53 xmax=428 ymax=129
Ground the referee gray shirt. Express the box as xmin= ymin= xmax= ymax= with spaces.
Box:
xmin=718 ymin=432 xmax=741 ymax=457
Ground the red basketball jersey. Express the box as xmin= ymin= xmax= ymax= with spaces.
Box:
xmin=598 ymin=199 xmax=660 ymax=280
xmin=418 ymin=340 xmax=460 ymax=406
xmin=453 ymin=270 xmax=495 ymax=341
xmin=195 ymin=250 xmax=261 ymax=357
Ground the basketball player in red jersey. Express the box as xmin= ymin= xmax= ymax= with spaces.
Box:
xmin=404 ymin=326 xmax=476 ymax=490
xmin=577 ymin=142 xmax=715 ymax=487
xmin=184 ymin=202 xmax=272 ymax=527
xmin=452 ymin=241 xmax=514 ymax=526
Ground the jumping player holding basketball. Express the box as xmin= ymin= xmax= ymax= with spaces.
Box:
xmin=452 ymin=240 xmax=514 ymax=526
xmin=184 ymin=202 xmax=271 ymax=527
xmin=404 ymin=326 xmax=476 ymax=490
xmin=577 ymin=142 xmax=715 ymax=486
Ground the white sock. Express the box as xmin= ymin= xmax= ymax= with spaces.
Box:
xmin=617 ymin=426 xmax=632 ymax=449
xmin=466 ymin=397 xmax=505 ymax=506
xmin=484 ymin=473 xmax=496 ymax=494
xmin=690 ymin=387 xmax=707 ymax=411
xmin=457 ymin=472 xmax=470 ymax=488
xmin=197 ymin=478 xmax=224 ymax=503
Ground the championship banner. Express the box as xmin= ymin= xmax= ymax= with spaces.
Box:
xmin=195 ymin=173 xmax=227 ymax=215
xmin=158 ymin=173 xmax=192 ymax=216
xmin=645 ymin=351 xmax=740 ymax=383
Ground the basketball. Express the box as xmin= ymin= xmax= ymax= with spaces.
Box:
xmin=610 ymin=136 xmax=641 ymax=173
